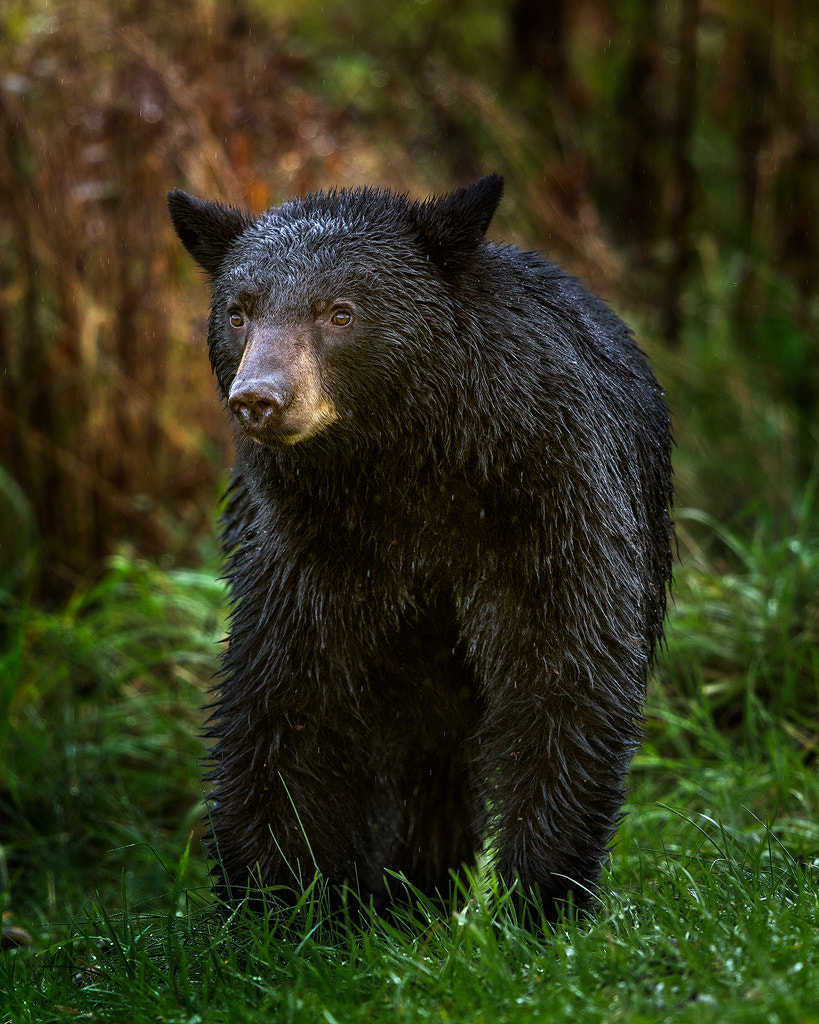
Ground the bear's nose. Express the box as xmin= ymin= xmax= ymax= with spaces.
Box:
xmin=228 ymin=380 xmax=292 ymax=428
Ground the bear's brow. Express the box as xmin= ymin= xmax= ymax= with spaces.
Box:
xmin=223 ymin=269 xmax=261 ymax=298
xmin=257 ymin=212 xmax=370 ymax=246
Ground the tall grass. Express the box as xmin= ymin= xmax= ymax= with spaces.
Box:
xmin=658 ymin=491 xmax=819 ymax=750
xmin=0 ymin=550 xmax=225 ymax=923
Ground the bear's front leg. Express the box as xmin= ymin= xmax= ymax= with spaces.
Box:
xmin=461 ymin=588 xmax=646 ymax=922
xmin=485 ymin=689 xmax=642 ymax=921
xmin=207 ymin=570 xmax=480 ymax=917
xmin=207 ymin=705 xmax=374 ymax=911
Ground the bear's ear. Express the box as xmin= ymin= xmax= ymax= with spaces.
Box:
xmin=410 ymin=173 xmax=504 ymax=274
xmin=167 ymin=190 xmax=252 ymax=276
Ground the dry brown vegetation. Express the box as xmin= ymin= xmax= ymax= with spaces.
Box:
xmin=2 ymin=0 xmax=817 ymax=600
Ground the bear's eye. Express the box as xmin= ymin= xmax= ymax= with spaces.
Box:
xmin=329 ymin=308 xmax=353 ymax=328
xmin=228 ymin=310 xmax=245 ymax=330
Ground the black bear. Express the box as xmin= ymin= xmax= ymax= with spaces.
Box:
xmin=167 ymin=174 xmax=673 ymax=922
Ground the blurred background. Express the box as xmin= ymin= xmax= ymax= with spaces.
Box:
xmin=3 ymin=0 xmax=817 ymax=599
xmin=1 ymin=0 xmax=817 ymax=926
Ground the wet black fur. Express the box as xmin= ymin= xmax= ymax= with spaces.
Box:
xmin=168 ymin=175 xmax=673 ymax=921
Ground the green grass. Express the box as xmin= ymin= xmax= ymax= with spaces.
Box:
xmin=3 ymin=803 xmax=817 ymax=1023
xmin=2 ymin=515 xmax=819 ymax=1023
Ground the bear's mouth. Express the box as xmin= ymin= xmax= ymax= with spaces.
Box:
xmin=235 ymin=404 xmax=339 ymax=447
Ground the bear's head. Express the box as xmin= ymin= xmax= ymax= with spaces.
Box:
xmin=168 ymin=175 xmax=503 ymax=448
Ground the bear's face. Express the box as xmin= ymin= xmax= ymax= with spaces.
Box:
xmin=168 ymin=176 xmax=505 ymax=448
xmin=209 ymin=227 xmax=451 ymax=448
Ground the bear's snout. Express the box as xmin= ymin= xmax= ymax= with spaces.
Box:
xmin=229 ymin=378 xmax=292 ymax=431
xmin=227 ymin=349 xmax=338 ymax=445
